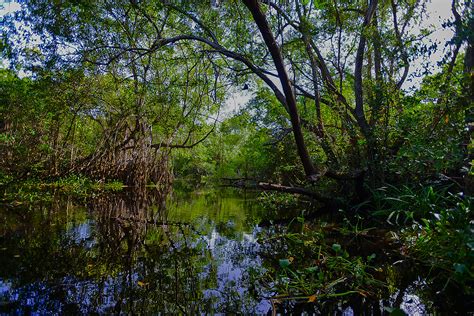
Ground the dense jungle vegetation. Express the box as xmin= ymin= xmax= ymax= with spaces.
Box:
xmin=0 ymin=0 xmax=473 ymax=314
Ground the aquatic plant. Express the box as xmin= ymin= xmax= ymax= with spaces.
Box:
xmin=256 ymin=222 xmax=387 ymax=305
xmin=403 ymin=195 xmax=473 ymax=295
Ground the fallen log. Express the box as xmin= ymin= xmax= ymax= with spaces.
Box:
xmin=219 ymin=178 xmax=344 ymax=208
xmin=257 ymin=182 xmax=333 ymax=203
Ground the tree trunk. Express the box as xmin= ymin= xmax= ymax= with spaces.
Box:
xmin=242 ymin=0 xmax=318 ymax=180
xmin=354 ymin=0 xmax=380 ymax=186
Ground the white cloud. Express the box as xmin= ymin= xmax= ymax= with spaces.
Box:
xmin=0 ymin=1 xmax=21 ymax=17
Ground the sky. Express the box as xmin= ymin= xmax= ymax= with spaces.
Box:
xmin=0 ymin=0 xmax=456 ymax=116
xmin=0 ymin=0 xmax=20 ymax=19
xmin=224 ymin=0 xmax=456 ymax=116
xmin=0 ymin=0 xmax=21 ymax=68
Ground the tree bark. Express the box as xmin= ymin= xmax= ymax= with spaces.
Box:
xmin=242 ymin=0 xmax=318 ymax=180
xmin=354 ymin=0 xmax=378 ymax=138
xmin=354 ymin=0 xmax=380 ymax=185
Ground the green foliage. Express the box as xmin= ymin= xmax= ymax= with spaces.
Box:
xmin=1 ymin=175 xmax=124 ymax=204
xmin=0 ymin=69 xmax=102 ymax=177
xmin=0 ymin=0 xmax=472 ymax=313
xmin=257 ymin=191 xmax=302 ymax=213
xmin=256 ymin=224 xmax=386 ymax=302
xmin=369 ymin=184 xmax=462 ymax=225
xmin=172 ymin=110 xmax=290 ymax=183
xmin=389 ymin=61 xmax=468 ymax=180
xmin=2 ymin=0 xmax=470 ymax=193
xmin=403 ymin=195 xmax=473 ymax=293
xmin=357 ymin=182 xmax=473 ymax=298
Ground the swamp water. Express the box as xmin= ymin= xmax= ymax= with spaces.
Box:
xmin=0 ymin=188 xmax=467 ymax=314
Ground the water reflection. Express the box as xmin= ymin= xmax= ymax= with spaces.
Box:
xmin=0 ymin=188 xmax=269 ymax=314
xmin=0 ymin=188 xmax=469 ymax=314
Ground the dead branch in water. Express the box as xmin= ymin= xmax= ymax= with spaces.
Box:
xmin=220 ymin=177 xmax=341 ymax=207
xmin=257 ymin=182 xmax=333 ymax=203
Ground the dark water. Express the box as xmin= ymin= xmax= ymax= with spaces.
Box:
xmin=0 ymin=188 xmax=272 ymax=314
xmin=0 ymin=188 xmax=467 ymax=314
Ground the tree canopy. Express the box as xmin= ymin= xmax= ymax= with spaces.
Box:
xmin=1 ymin=0 xmax=472 ymax=201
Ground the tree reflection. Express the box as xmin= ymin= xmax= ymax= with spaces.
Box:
xmin=0 ymin=189 xmax=269 ymax=314
xmin=0 ymin=188 xmax=467 ymax=314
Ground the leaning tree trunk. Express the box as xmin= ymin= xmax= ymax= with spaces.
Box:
xmin=353 ymin=0 xmax=382 ymax=187
xmin=242 ymin=0 xmax=319 ymax=181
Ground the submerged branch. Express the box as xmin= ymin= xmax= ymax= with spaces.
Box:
xmin=257 ymin=182 xmax=329 ymax=201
